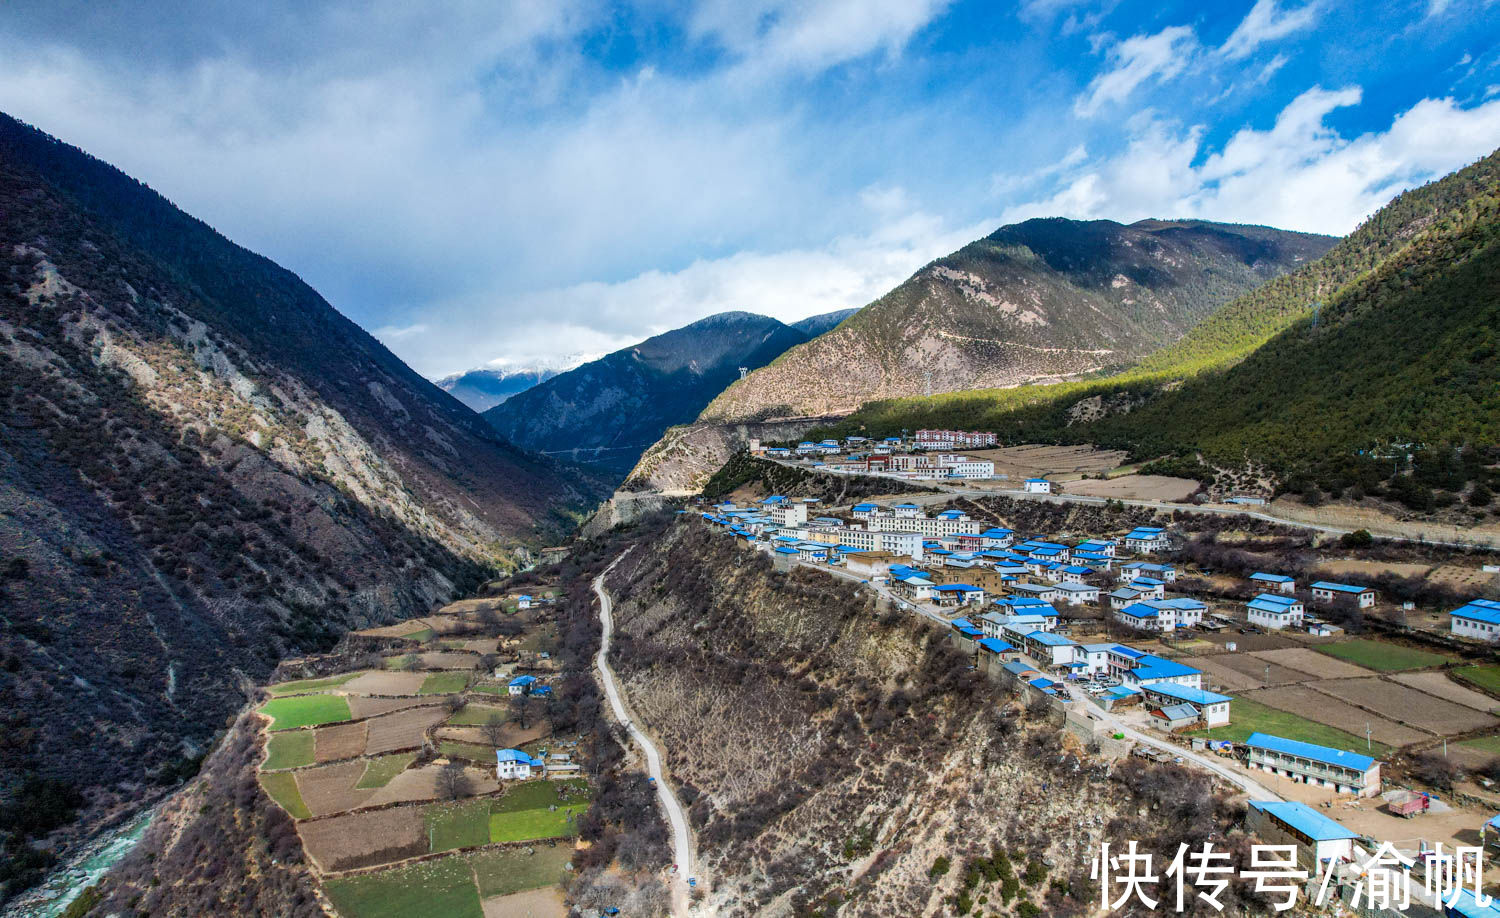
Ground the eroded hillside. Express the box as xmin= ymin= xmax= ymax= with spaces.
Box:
xmin=599 ymin=522 xmax=1260 ymax=916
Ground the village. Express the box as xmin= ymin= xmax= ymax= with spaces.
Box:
xmin=697 ymin=463 xmax=1500 ymax=916
xmin=243 ymin=583 xmax=609 ymax=918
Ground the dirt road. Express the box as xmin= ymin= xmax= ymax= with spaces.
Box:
xmin=594 ymin=558 xmax=697 ymax=917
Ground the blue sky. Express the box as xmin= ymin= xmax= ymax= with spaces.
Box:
xmin=1 ymin=0 xmax=1497 ymax=378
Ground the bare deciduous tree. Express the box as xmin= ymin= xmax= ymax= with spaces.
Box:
xmin=482 ymin=713 xmax=505 ymax=748
xmin=436 ymin=760 xmax=471 ymax=800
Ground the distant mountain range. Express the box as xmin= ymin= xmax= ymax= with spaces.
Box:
xmin=0 ymin=111 xmax=603 ymax=884
xmin=810 ymin=149 xmax=1500 ymax=499
xmin=436 ymin=353 xmax=597 ymax=412
xmin=483 ymin=310 xmax=851 ymax=477
xmin=624 ymin=217 xmax=1334 ymax=493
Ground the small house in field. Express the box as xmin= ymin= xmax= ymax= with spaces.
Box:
xmin=1310 ymin=581 xmax=1376 ymax=609
xmin=1022 ymin=478 xmax=1052 ymax=494
xmin=496 ymin=748 xmax=545 ymax=780
xmin=1450 ymin=599 xmax=1500 ymax=642
xmin=516 ymin=595 xmax=534 ymax=610
xmin=1123 ymin=527 xmax=1170 ymax=553
xmin=1250 ymin=572 xmax=1295 ymax=593
xmin=507 ymin=674 xmax=536 ymax=696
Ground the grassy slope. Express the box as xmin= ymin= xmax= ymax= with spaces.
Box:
xmin=813 ymin=150 xmax=1500 ymax=481
xmin=259 ymin=695 xmax=354 ymax=731
xmin=1187 ymin=697 xmax=1393 ymax=757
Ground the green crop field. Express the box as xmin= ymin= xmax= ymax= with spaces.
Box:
xmin=471 ymin=683 xmax=507 ymax=696
xmin=355 ymin=753 xmax=416 ymax=789
xmin=259 ymin=694 xmax=353 ymax=731
xmin=419 ymin=672 xmax=472 ymax=694
xmin=1455 ymin=665 xmax=1500 ymax=696
xmin=439 ymin=741 xmax=496 ymax=763
xmin=1315 ymin=639 xmax=1452 ymax=672
xmin=262 ymin=730 xmax=315 ymax=770
xmin=448 ymin=704 xmax=509 ymax=726
xmin=1459 ymin=735 xmax=1500 ymax=757
xmin=324 ymin=855 xmax=482 ymax=918
xmin=488 ymin=804 xmax=586 ymax=843
xmin=427 ymin=800 xmax=493 ymax=853
xmin=1187 ymin=697 xmax=1392 ymax=757
xmin=266 ymin=671 xmax=361 ymax=697
xmin=258 ymin=772 xmax=311 ymax=819
xmin=493 ymin=779 xmax=588 ymax=813
xmin=470 ymin=845 xmax=573 ymax=898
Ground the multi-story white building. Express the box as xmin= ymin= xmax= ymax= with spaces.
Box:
xmin=1246 ymin=734 xmax=1380 ymax=798
xmin=1119 ymin=562 xmax=1176 ymax=583
xmin=1114 ymin=598 xmax=1205 ymax=632
xmin=1247 ymin=594 xmax=1305 ymax=630
xmin=800 ymin=526 xmax=923 ymax=561
xmin=1123 ymin=526 xmax=1170 ymax=552
xmin=867 ymin=514 xmax=980 ymax=538
xmin=914 ymin=429 xmax=997 ymax=449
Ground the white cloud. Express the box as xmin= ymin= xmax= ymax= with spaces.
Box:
xmin=1005 ymin=87 xmax=1500 ymax=235
xmin=688 ymin=0 xmax=951 ymax=76
xmin=1220 ymin=0 xmax=1319 ymax=61
xmin=1074 ymin=26 xmax=1198 ymax=117
xmin=397 ymin=204 xmax=993 ymax=377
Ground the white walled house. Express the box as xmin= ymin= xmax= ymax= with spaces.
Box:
xmin=496 ymin=748 xmax=546 ymax=780
xmin=1119 ymin=562 xmax=1175 ymax=583
xmin=1123 ymin=526 xmax=1170 ymax=552
xmin=1250 ymin=572 xmax=1296 ymax=593
xmin=1052 ymin=582 xmax=1100 ymax=606
xmin=1247 ymin=594 xmax=1304 ymax=630
xmin=1450 ymin=599 xmax=1500 ymax=642
xmin=1022 ymin=478 xmax=1052 ymax=493
xmin=1114 ymin=599 xmax=1204 ymax=632
xmin=1142 ymin=683 xmax=1232 ymax=727
xmin=1310 ymin=581 xmax=1376 ymax=609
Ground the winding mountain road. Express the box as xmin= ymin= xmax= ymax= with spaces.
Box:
xmin=593 ymin=558 xmax=696 ymax=917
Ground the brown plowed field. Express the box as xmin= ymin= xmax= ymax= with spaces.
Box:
xmin=364 ymin=764 xmax=500 ymax=808
xmin=314 ymin=721 xmax=369 ymax=762
xmin=1191 ymin=658 xmax=1265 ymax=692
xmin=297 ymin=807 xmax=426 ymax=872
xmin=349 ymin=696 xmax=447 ymax=719
xmin=296 ymin=761 xmax=375 ymax=817
xmin=1203 ymin=653 xmax=1308 ymax=686
xmin=1245 ymin=685 xmax=1431 ymax=746
xmin=1392 ymin=672 xmax=1500 ymax=712
xmin=1248 ymin=648 xmax=1372 ymax=680
xmin=366 ymin=706 xmax=449 ymax=755
xmin=1309 ymin=678 xmax=1498 ymax=734
xmin=342 ymin=671 xmax=429 ymax=695
xmin=417 ymin=651 xmax=479 ymax=670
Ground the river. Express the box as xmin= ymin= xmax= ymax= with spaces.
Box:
xmin=4 ymin=806 xmax=156 ymax=918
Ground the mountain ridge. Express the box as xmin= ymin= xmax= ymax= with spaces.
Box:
xmin=482 ymin=309 xmax=849 ymax=477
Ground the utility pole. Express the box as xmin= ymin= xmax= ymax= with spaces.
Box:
xmin=1366 ymin=722 xmax=1372 ymax=752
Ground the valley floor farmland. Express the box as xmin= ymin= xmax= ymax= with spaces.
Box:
xmin=247 ymin=589 xmax=596 ymax=918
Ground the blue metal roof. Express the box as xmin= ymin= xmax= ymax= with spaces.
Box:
xmin=1002 ymin=661 xmax=1037 ymax=676
xmin=774 ymin=546 xmax=799 ymax=554
xmin=950 ymin=617 xmax=975 ymax=629
xmin=977 ymin=638 xmax=1014 ymax=653
xmin=1248 ymin=598 xmax=1299 ymax=614
xmin=958 ymin=626 xmax=984 ymax=637
xmin=1248 ymin=800 xmax=1358 ymax=842
xmin=1445 ymin=887 xmax=1500 ymax=918
xmin=1119 ymin=602 xmax=1160 ymax=618
xmin=936 ymin=583 xmax=983 ymax=592
xmin=1104 ymin=686 xmax=1141 ymax=699
xmin=1450 ymin=599 xmax=1500 ymax=625
xmin=1026 ymin=631 xmax=1076 ymax=647
xmin=508 ymin=675 xmax=536 ymax=686
xmin=1146 ymin=683 xmax=1231 ymax=705
xmin=1311 ymin=581 xmax=1370 ymax=594
xmin=496 ymin=748 xmax=545 ymax=767
xmin=1251 ymin=572 xmax=1294 ymax=583
xmin=1131 ymin=655 xmax=1200 ymax=680
xmin=1246 ymin=732 xmax=1375 ymax=772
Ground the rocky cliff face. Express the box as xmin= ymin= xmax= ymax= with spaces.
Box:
xmin=598 ymin=523 xmax=1253 ymax=916
xmin=700 ymin=218 xmax=1334 ymax=423
xmin=0 ymin=112 xmax=601 ymax=893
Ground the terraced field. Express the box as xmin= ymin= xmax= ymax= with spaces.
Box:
xmin=254 ymin=601 xmax=583 ymax=918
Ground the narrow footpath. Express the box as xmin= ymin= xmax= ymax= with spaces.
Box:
xmin=593 ymin=557 xmax=697 ymax=917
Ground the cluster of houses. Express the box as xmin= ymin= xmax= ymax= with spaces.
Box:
xmin=749 ymin=434 xmax=999 ymax=480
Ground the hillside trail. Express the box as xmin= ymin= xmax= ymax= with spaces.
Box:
xmin=594 ymin=554 xmax=699 ymax=917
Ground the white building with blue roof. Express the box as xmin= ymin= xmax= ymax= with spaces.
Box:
xmin=1122 ymin=653 xmax=1202 ymax=690
xmin=1245 ymin=732 xmax=1381 ymax=797
xmin=1114 ymin=598 xmax=1204 ymax=632
xmin=1022 ymin=478 xmax=1051 ymax=493
xmin=1123 ymin=526 xmax=1170 ymax=552
xmin=1247 ymin=593 xmax=1305 ymax=630
xmin=496 ymin=748 xmax=547 ymax=780
xmin=1119 ymin=561 xmax=1176 ymax=583
xmin=1450 ymin=599 xmax=1500 ymax=642
xmin=1310 ymin=580 xmax=1377 ymax=609
xmin=507 ymin=674 xmax=537 ymax=695
xmin=1020 ymin=630 xmax=1078 ymax=668
xmin=1246 ymin=800 xmax=1358 ymax=869
xmin=1250 ymin=572 xmax=1296 ymax=593
xmin=1141 ymin=682 xmax=1231 ymax=726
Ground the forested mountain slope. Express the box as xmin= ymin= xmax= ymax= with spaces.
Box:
xmin=699 ymin=218 xmax=1334 ymax=423
xmin=0 ymin=113 xmax=601 ymax=897
xmin=815 ymin=150 xmax=1500 ymax=496
xmin=484 ymin=311 xmax=814 ymax=477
